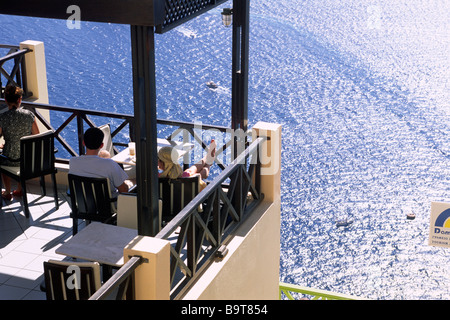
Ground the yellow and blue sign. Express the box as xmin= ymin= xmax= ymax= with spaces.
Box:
xmin=429 ymin=202 xmax=450 ymax=248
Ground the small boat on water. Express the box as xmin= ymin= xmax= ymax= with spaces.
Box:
xmin=206 ymin=81 xmax=218 ymax=89
xmin=336 ymin=219 xmax=353 ymax=227
xmin=406 ymin=213 xmax=416 ymax=220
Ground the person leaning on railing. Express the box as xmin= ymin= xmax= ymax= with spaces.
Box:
xmin=0 ymin=84 xmax=40 ymax=201
xmin=157 ymin=139 xmax=216 ymax=191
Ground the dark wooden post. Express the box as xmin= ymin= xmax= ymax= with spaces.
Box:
xmin=131 ymin=25 xmax=160 ymax=237
xmin=231 ymin=0 xmax=250 ymax=133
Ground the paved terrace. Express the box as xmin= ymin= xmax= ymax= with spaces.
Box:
xmin=0 ymin=181 xmax=80 ymax=300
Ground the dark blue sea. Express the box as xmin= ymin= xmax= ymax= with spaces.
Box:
xmin=1 ymin=0 xmax=449 ymax=299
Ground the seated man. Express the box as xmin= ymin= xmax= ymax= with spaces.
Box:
xmin=69 ymin=127 xmax=131 ymax=197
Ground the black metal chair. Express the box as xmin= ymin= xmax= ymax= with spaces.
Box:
xmin=68 ymin=173 xmax=117 ymax=235
xmin=43 ymin=259 xmax=101 ymax=300
xmin=158 ymin=176 xmax=199 ymax=223
xmin=0 ymin=130 xmax=58 ymax=218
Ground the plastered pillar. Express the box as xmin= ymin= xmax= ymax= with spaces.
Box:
xmin=123 ymin=236 xmax=171 ymax=300
xmin=252 ymin=121 xmax=282 ymax=202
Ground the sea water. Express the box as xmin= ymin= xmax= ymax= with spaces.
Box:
xmin=1 ymin=0 xmax=449 ymax=299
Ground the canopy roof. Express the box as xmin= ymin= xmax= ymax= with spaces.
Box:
xmin=0 ymin=0 xmax=227 ymax=32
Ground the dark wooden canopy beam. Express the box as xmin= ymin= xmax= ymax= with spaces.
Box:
xmin=0 ymin=0 xmax=227 ymax=33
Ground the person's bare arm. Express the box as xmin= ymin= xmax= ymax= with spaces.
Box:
xmin=117 ymin=182 xmax=129 ymax=193
xmin=31 ymin=119 xmax=40 ymax=135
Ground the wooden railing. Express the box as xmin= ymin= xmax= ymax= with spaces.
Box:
xmin=18 ymin=100 xmax=135 ymax=162
xmin=156 ymin=137 xmax=265 ymax=299
xmin=0 ymin=45 xmax=31 ymax=98
xmin=16 ymin=100 xmax=238 ymax=171
xmin=89 ymin=256 xmax=143 ymax=300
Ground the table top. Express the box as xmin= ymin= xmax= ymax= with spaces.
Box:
xmin=56 ymin=222 xmax=138 ymax=267
xmin=111 ymin=138 xmax=194 ymax=166
xmin=112 ymin=148 xmax=136 ymax=166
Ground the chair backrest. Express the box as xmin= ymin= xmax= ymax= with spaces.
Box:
xmin=68 ymin=173 xmax=115 ymax=222
xmin=159 ymin=176 xmax=199 ymax=220
xmin=20 ymin=130 xmax=55 ymax=178
xmin=43 ymin=260 xmax=101 ymax=300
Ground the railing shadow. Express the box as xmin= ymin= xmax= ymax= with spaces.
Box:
xmin=0 ymin=184 xmax=73 ymax=251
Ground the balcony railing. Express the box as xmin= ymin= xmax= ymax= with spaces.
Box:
xmin=1 ymin=99 xmax=266 ymax=299
xmin=89 ymin=256 xmax=143 ymax=300
xmin=17 ymin=99 xmax=238 ymax=171
xmin=279 ymin=282 xmax=365 ymax=300
xmin=18 ymin=100 xmax=136 ymax=160
xmin=0 ymin=45 xmax=31 ymax=99
xmin=156 ymin=136 xmax=265 ymax=299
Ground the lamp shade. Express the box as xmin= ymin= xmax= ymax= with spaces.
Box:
xmin=221 ymin=8 xmax=233 ymax=27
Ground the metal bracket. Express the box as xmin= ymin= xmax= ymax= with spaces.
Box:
xmin=128 ymin=255 xmax=149 ymax=264
xmin=215 ymin=245 xmax=229 ymax=260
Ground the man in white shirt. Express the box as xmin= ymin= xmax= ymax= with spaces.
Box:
xmin=69 ymin=127 xmax=130 ymax=197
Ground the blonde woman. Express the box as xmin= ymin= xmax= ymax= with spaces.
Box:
xmin=0 ymin=84 xmax=39 ymax=200
xmin=158 ymin=140 xmax=216 ymax=191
